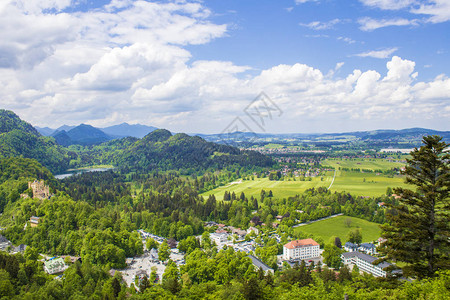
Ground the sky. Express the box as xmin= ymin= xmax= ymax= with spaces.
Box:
xmin=0 ymin=0 xmax=449 ymax=134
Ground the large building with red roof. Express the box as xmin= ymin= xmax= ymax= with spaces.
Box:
xmin=283 ymin=238 xmax=320 ymax=261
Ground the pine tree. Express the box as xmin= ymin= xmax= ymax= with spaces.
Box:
xmin=379 ymin=136 xmax=449 ymax=278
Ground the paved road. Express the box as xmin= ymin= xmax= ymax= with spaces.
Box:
xmin=292 ymin=213 xmax=343 ymax=228
xmin=327 ymin=169 xmax=336 ymax=190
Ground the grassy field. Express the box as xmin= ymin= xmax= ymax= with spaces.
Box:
xmin=200 ymin=177 xmax=332 ymax=201
xmin=323 ymin=158 xmax=405 ymax=171
xmin=201 ymin=158 xmax=409 ymax=199
xmin=323 ymin=158 xmax=409 ymax=196
xmin=329 ymin=171 xmax=408 ymax=196
xmin=295 ymin=215 xmax=382 ymax=244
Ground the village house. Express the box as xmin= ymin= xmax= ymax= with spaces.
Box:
xmin=0 ymin=235 xmax=12 ymax=251
xmin=30 ymin=216 xmax=40 ymax=228
xmin=246 ymin=226 xmax=259 ymax=235
xmin=283 ymin=238 xmax=320 ymax=261
xmin=358 ymin=243 xmax=377 ymax=255
xmin=343 ymin=242 xmax=358 ymax=252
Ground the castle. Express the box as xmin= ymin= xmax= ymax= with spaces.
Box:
xmin=28 ymin=180 xmax=51 ymax=199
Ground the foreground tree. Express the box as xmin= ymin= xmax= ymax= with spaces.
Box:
xmin=379 ymin=136 xmax=449 ymax=278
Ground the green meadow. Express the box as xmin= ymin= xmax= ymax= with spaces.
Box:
xmin=200 ymin=177 xmax=331 ymax=201
xmin=295 ymin=215 xmax=382 ymax=244
xmin=329 ymin=172 xmax=408 ymax=196
xmin=323 ymin=158 xmax=409 ymax=196
xmin=323 ymin=158 xmax=405 ymax=171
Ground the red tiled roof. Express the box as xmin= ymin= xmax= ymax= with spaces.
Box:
xmin=284 ymin=238 xmax=319 ymax=249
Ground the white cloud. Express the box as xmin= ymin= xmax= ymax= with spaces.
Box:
xmin=295 ymin=0 xmax=318 ymax=4
xmin=355 ymin=48 xmax=398 ymax=59
xmin=337 ymin=36 xmax=356 ymax=44
xmin=384 ymin=56 xmax=416 ymax=82
xmin=299 ymin=19 xmax=342 ymax=30
xmin=358 ymin=17 xmax=419 ymax=31
xmin=359 ymin=0 xmax=416 ymax=10
xmin=360 ymin=0 xmax=450 ymax=24
xmin=411 ymin=0 xmax=450 ymax=23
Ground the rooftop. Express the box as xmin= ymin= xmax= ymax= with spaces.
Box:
xmin=344 ymin=242 xmax=357 ymax=248
xmin=342 ymin=251 xmax=391 ymax=269
xmin=248 ymin=255 xmax=273 ymax=272
xmin=284 ymin=238 xmax=319 ymax=249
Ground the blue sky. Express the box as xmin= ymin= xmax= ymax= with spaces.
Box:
xmin=186 ymin=0 xmax=449 ymax=82
xmin=0 ymin=0 xmax=449 ymax=133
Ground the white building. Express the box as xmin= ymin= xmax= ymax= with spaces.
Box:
xmin=44 ymin=257 xmax=67 ymax=275
xmin=341 ymin=252 xmax=393 ymax=278
xmin=210 ymin=232 xmax=229 ymax=246
xmin=283 ymin=238 xmax=320 ymax=261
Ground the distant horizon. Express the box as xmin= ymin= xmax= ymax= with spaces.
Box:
xmin=33 ymin=121 xmax=449 ymax=136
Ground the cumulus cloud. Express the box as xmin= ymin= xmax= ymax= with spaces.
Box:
xmin=0 ymin=1 xmax=449 ymax=133
xmin=355 ymin=48 xmax=398 ymax=59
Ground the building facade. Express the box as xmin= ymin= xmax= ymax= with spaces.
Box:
xmin=283 ymin=238 xmax=320 ymax=261
xmin=341 ymin=251 xmax=391 ymax=278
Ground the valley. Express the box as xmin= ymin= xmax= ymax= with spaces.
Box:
xmin=0 ymin=109 xmax=448 ymax=299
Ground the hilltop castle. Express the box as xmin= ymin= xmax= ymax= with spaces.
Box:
xmin=28 ymin=180 xmax=51 ymax=199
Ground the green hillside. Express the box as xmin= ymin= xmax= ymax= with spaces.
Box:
xmin=0 ymin=110 xmax=70 ymax=173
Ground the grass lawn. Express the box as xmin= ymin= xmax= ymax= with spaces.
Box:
xmin=295 ymin=216 xmax=382 ymax=244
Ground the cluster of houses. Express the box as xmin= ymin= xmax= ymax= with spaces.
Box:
xmin=0 ymin=234 xmax=27 ymax=254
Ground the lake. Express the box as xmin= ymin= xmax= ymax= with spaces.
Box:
xmin=55 ymin=167 xmax=114 ymax=179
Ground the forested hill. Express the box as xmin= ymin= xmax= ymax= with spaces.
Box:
xmin=0 ymin=109 xmax=39 ymax=135
xmin=111 ymin=129 xmax=274 ymax=172
xmin=0 ymin=110 xmax=70 ymax=173
xmin=0 ymin=109 xmax=273 ymax=174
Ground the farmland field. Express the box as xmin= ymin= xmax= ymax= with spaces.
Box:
xmin=295 ymin=215 xmax=382 ymax=243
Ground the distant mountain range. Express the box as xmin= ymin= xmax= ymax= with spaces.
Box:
xmin=198 ymin=128 xmax=450 ymax=145
xmin=36 ymin=123 xmax=158 ymax=146
xmin=52 ymin=124 xmax=113 ymax=146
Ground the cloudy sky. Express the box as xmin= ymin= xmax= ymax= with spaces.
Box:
xmin=0 ymin=0 xmax=449 ymax=133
